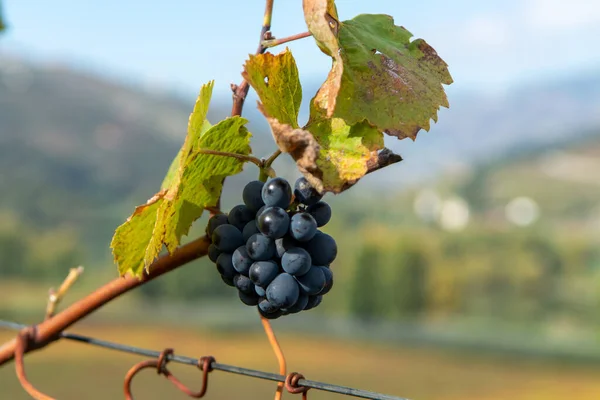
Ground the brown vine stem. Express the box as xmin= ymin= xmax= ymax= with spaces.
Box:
xmin=0 ymin=236 xmax=211 ymax=366
xmin=260 ymin=314 xmax=287 ymax=400
xmin=231 ymin=0 xmax=274 ymax=117
xmin=262 ymin=31 xmax=312 ymax=49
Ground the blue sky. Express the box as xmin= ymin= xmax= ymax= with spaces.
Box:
xmin=2 ymin=0 xmax=600 ymax=98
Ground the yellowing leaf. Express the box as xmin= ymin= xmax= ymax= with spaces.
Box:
xmin=242 ymin=49 xmax=302 ymax=128
xmin=305 ymin=113 xmax=384 ymax=193
xmin=110 ymin=192 xmax=166 ymax=277
xmin=306 ymin=11 xmax=453 ymax=140
xmin=302 ymin=0 xmax=340 ymax=57
xmin=245 ymin=47 xmax=399 ymax=194
xmin=111 ymin=81 xmax=252 ymax=277
xmin=157 ymin=117 xmax=252 ymax=256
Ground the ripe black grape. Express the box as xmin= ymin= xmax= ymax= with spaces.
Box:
xmin=246 ymin=233 xmax=276 ymax=261
xmin=242 ymin=220 xmax=259 ymax=242
xmin=249 ymin=260 xmax=279 ymax=287
xmin=257 ymin=207 xmax=290 ymax=239
xmin=289 ymin=213 xmax=317 ymax=242
xmin=228 ymin=204 xmax=254 ymax=231
xmin=305 ymin=231 xmax=337 ymax=265
xmin=216 ymin=253 xmax=236 ymax=280
xmin=281 ymin=247 xmax=311 ymax=276
xmin=234 ymin=274 xmax=254 ymax=294
xmin=212 ymin=224 xmax=244 ymax=253
xmin=232 ymin=246 xmax=253 ymax=275
xmin=304 ymin=295 xmax=323 ymax=310
xmin=317 ymin=266 xmax=334 ymax=295
xmin=239 ymin=290 xmax=260 ymax=306
xmin=307 ymin=201 xmax=331 ymax=227
xmin=282 ymin=292 xmax=309 ymax=314
xmin=208 ymin=244 xmax=221 ymax=263
xmin=294 ymin=177 xmax=323 ymax=206
xmin=262 ymin=177 xmax=292 ymax=209
xmin=243 ymin=180 xmax=265 ymax=213
xmin=206 ymin=214 xmax=229 ymax=236
xmin=255 ymin=285 xmax=266 ymax=297
xmin=266 ymin=273 xmax=300 ymax=309
xmin=207 ymin=175 xmax=337 ymax=319
xmin=295 ymin=266 xmax=326 ymax=295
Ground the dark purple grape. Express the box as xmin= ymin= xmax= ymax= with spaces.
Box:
xmin=239 ymin=290 xmax=260 ymax=306
xmin=212 ymin=224 xmax=244 ymax=253
xmin=294 ymin=177 xmax=323 ymax=206
xmin=208 ymin=244 xmax=221 ymax=263
xmin=258 ymin=297 xmax=279 ymax=314
xmin=289 ymin=213 xmax=317 ymax=242
xmin=307 ymin=201 xmax=331 ymax=227
xmin=317 ymin=266 xmax=333 ymax=295
xmin=304 ymin=295 xmax=323 ymax=310
xmin=282 ymin=293 xmax=309 ymax=314
xmin=305 ymin=231 xmax=337 ymax=265
xmin=275 ymin=236 xmax=303 ymax=258
xmin=221 ymin=275 xmax=235 ymax=287
xmin=255 ymin=285 xmax=266 ymax=297
xmin=249 ymin=261 xmax=279 ymax=287
xmin=228 ymin=204 xmax=254 ymax=231
xmin=262 ymin=177 xmax=292 ymax=209
xmin=234 ymin=274 xmax=254 ymax=294
xmin=295 ymin=266 xmax=326 ymax=295
xmin=243 ymin=180 xmax=265 ymax=213
xmin=266 ymin=273 xmax=300 ymax=309
xmin=246 ymin=233 xmax=276 ymax=261
xmin=232 ymin=246 xmax=253 ymax=275
xmin=216 ymin=253 xmax=236 ymax=279
xmin=281 ymin=247 xmax=311 ymax=276
xmin=257 ymin=207 xmax=290 ymax=239
xmin=206 ymin=214 xmax=229 ymax=236
xmin=242 ymin=220 xmax=260 ymax=242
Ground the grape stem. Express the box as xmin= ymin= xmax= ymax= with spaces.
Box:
xmin=262 ymin=32 xmax=312 ymax=48
xmin=260 ymin=314 xmax=287 ymax=400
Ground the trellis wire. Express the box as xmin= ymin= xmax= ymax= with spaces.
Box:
xmin=0 ymin=320 xmax=408 ymax=400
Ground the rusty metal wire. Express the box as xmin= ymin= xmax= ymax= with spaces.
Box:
xmin=123 ymin=348 xmax=215 ymax=399
xmin=14 ymin=326 xmax=56 ymax=400
xmin=1 ymin=320 xmax=408 ymax=400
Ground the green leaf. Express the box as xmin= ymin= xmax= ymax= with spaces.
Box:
xmin=242 ymin=49 xmax=302 ymax=128
xmin=111 ymin=81 xmax=252 ymax=277
xmin=307 ymin=12 xmax=453 ymax=140
xmin=110 ymin=192 xmax=166 ymax=277
xmin=153 ymin=116 xmax=252 ymax=260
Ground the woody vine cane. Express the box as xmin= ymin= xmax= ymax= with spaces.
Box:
xmin=0 ymin=0 xmax=453 ymax=398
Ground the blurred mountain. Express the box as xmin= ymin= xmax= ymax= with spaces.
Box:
xmin=1 ymin=56 xmax=599 ymax=262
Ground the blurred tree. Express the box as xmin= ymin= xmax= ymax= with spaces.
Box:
xmin=392 ymin=246 xmax=428 ymax=318
xmin=349 ymin=244 xmax=383 ymax=321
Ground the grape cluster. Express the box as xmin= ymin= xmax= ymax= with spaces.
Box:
xmin=207 ymin=176 xmax=336 ymax=319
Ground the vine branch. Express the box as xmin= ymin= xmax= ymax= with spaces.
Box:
xmin=231 ymin=0 xmax=274 ymax=117
xmin=262 ymin=31 xmax=312 ymax=48
xmin=45 ymin=266 xmax=84 ymax=320
xmin=0 ymin=236 xmax=210 ymax=366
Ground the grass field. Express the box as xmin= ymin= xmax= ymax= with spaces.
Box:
xmin=2 ymin=323 xmax=600 ymax=400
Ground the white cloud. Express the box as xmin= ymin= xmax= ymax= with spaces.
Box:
xmin=525 ymin=0 xmax=600 ymax=30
